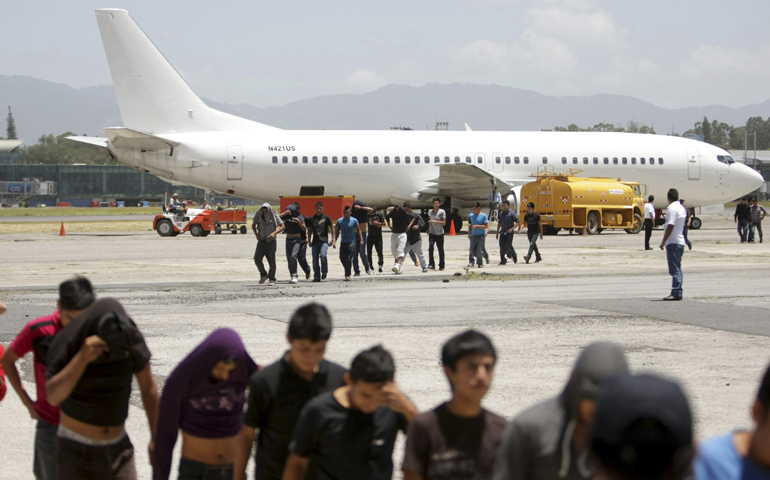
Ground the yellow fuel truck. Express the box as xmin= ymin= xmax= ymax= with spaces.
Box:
xmin=519 ymin=168 xmax=645 ymax=235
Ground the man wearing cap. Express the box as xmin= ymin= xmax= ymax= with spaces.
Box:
xmin=659 ymin=188 xmax=686 ymax=300
xmin=169 ymin=194 xmax=184 ymax=216
xmin=493 ymin=342 xmax=630 ymax=480
xmin=252 ymin=203 xmax=284 ymax=286
xmin=591 ymin=374 xmax=695 ymax=480
xmin=694 ymin=361 xmax=770 ymax=480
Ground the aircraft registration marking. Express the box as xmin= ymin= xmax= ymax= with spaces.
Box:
xmin=267 ymin=146 xmax=296 ymax=152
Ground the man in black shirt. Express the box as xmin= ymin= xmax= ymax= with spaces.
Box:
xmin=281 ymin=203 xmax=312 ymax=284
xmin=404 ymin=202 xmax=428 ymax=272
xmin=45 ymin=298 xmax=159 ymax=480
xmin=386 ymin=204 xmax=416 ymax=274
xmin=367 ymin=210 xmax=385 ymax=273
xmin=234 ymin=303 xmax=346 ymax=480
xmin=351 ymin=200 xmax=374 ymax=276
xmin=307 ymin=202 xmax=336 ymax=282
xmin=284 ymin=345 xmax=418 ymax=480
xmin=735 ymin=197 xmax=750 ymax=243
xmin=403 ymin=330 xmax=505 ymax=480
xmin=520 ymin=202 xmax=543 ymax=264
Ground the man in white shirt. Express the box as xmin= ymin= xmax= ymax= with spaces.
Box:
xmin=659 ymin=188 xmax=686 ymax=301
xmin=644 ymin=195 xmax=655 ymax=250
xmin=488 ymin=187 xmax=502 ymax=222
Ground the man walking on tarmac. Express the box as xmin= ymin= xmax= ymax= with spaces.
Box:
xmin=427 ymin=197 xmax=446 ymax=271
xmin=253 ymin=203 xmax=284 ymax=286
xmin=368 ymin=209 xmax=386 ymax=273
xmin=351 ymin=200 xmax=374 ymax=276
xmin=749 ymin=196 xmax=766 ymax=244
xmin=335 ymin=205 xmax=363 ymax=281
xmin=468 ymin=202 xmax=489 ymax=268
xmin=521 ymin=202 xmax=543 ymax=264
xmin=404 ymin=202 xmax=428 ymax=272
xmin=735 ymin=197 xmax=751 ymax=243
xmin=281 ymin=203 xmax=311 ymax=284
xmin=307 ymin=202 xmax=335 ymax=282
xmin=386 ymin=204 xmax=416 ymax=274
xmin=496 ymin=200 xmax=519 ymax=265
xmin=660 ymin=188 xmax=687 ymax=301
xmin=644 ymin=195 xmax=655 ymax=250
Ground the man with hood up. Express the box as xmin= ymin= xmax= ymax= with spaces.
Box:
xmin=153 ymin=328 xmax=258 ymax=480
xmin=252 ymin=203 xmax=285 ymax=286
xmin=492 ymin=342 xmax=630 ymax=480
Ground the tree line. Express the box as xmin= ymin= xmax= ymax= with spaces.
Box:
xmin=20 ymin=133 xmax=114 ymax=165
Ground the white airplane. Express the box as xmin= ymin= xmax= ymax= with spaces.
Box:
xmin=71 ymin=9 xmax=763 ymax=232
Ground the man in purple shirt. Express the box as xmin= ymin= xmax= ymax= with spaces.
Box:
xmin=153 ymin=329 xmax=258 ymax=480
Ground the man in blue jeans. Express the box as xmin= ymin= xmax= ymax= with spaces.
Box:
xmin=660 ymin=188 xmax=686 ymax=301
xmin=468 ymin=202 xmax=489 ymax=268
xmin=307 ymin=202 xmax=335 ymax=282
xmin=335 ymin=206 xmax=362 ymax=281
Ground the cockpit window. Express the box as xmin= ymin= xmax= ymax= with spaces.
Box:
xmin=725 ymin=156 xmax=735 ymax=164
xmin=717 ymin=155 xmax=735 ymax=164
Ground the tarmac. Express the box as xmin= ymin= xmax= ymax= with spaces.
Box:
xmin=1 ymin=214 xmax=769 ymax=479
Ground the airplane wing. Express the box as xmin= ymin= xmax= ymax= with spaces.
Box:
xmin=102 ymin=127 xmax=180 ymax=151
xmin=65 ymin=136 xmax=109 ymax=148
xmin=420 ymin=164 xmax=515 ymax=200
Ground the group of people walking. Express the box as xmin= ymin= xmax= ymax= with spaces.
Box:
xmin=251 ymin=198 xmax=551 ymax=284
xmin=2 ymin=283 xmax=768 ymax=480
xmin=735 ymin=196 xmax=766 ymax=244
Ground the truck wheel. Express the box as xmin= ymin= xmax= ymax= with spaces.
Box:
xmin=240 ymin=226 xmax=247 ymax=234
xmin=190 ymin=224 xmax=204 ymax=237
xmin=690 ymin=217 xmax=702 ymax=230
xmin=231 ymin=229 xmax=237 ymax=234
xmin=156 ymin=219 xmax=174 ymax=237
xmin=625 ymin=213 xmax=644 ymax=234
xmin=586 ymin=211 xmax=600 ymax=235
xmin=215 ymin=225 xmax=222 ymax=234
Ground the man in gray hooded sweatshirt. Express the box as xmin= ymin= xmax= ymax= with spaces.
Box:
xmin=492 ymin=342 xmax=630 ymax=480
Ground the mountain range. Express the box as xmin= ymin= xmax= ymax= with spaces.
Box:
xmin=1 ymin=74 xmax=768 ymax=144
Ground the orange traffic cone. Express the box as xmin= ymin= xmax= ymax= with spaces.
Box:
xmin=449 ymin=219 xmax=457 ymax=236
xmin=59 ymin=222 xmax=66 ymax=236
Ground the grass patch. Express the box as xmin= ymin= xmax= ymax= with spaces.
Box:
xmin=462 ymin=271 xmax=552 ymax=281
xmin=0 ymin=221 xmax=151 ymax=234
xmin=0 ymin=205 xmax=270 ymax=217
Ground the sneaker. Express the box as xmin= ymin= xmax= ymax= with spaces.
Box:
xmin=513 ymin=256 xmax=518 ymax=264
xmin=422 ymin=267 xmax=428 ymax=273
xmin=467 ymin=262 xmax=475 ymax=268
xmin=268 ymin=280 xmax=275 ymax=286
xmin=485 ymin=257 xmax=489 ymax=265
xmin=397 ymin=264 xmax=404 ymax=274
xmin=392 ymin=265 xmax=399 ymax=273
xmin=524 ymin=256 xmax=530 ymax=264
xmin=366 ymin=268 xmax=373 ymax=275
xmin=477 ymin=264 xmax=483 ymax=268
xmin=428 ymin=265 xmax=436 ymax=270
xmin=498 ymin=262 xmax=506 ymax=266
xmin=312 ymin=278 xmax=321 ymax=283
xmin=322 ymin=273 xmax=327 ymax=280
xmin=305 ymin=271 xmax=311 ymax=280
xmin=379 ymin=266 xmax=383 ymax=273
xmin=535 ymin=258 xmax=542 ymax=263
xmin=439 ymin=267 xmax=444 ymax=271
xmin=290 ymin=275 xmax=298 ymax=284
xmin=354 ymin=272 xmax=361 ymax=277
xmin=259 ymin=277 xmax=268 ymax=284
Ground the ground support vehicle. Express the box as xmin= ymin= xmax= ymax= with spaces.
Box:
xmin=519 ymin=168 xmax=645 ymax=235
xmin=214 ymin=209 xmax=248 ymax=234
xmin=154 ymin=208 xmax=216 ymax=237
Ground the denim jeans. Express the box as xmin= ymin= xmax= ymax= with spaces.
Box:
xmin=312 ymin=241 xmax=329 ymax=280
xmin=499 ymin=232 xmax=516 ymax=263
xmin=738 ymin=219 xmax=749 ymax=242
xmin=469 ymin=236 xmax=485 ymax=266
xmin=339 ymin=241 xmax=356 ymax=277
xmin=286 ymin=237 xmax=310 ymax=276
xmin=526 ymin=230 xmax=541 ymax=260
xmin=749 ymin=221 xmax=763 ymax=243
xmin=178 ymin=458 xmax=234 ymax=480
xmin=34 ymin=418 xmax=57 ymax=480
xmin=254 ymin=240 xmax=277 ymax=281
xmin=666 ymin=243 xmax=684 ymax=298
xmin=352 ymin=231 xmax=370 ymax=274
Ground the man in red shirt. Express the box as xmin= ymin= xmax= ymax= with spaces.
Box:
xmin=1 ymin=277 xmax=95 ymax=480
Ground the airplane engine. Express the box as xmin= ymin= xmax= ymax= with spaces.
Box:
xmin=506 ymin=185 xmax=523 ymax=212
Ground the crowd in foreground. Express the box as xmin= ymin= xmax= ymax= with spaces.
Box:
xmin=0 ymin=277 xmax=768 ymax=480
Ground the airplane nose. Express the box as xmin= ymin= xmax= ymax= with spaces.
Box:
xmin=746 ymin=166 xmax=765 ymax=190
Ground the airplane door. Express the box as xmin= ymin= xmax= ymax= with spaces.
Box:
xmin=686 ymin=147 xmax=700 ymax=180
xmin=492 ymin=152 xmax=504 ymax=173
xmin=227 ymin=146 xmax=243 ymax=180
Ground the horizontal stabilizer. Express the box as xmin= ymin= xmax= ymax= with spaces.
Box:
xmin=421 ymin=164 xmax=513 ymax=200
xmin=103 ymin=127 xmax=180 ymax=151
xmin=65 ymin=136 xmax=109 ymax=148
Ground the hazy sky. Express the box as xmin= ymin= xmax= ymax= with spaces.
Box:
xmin=2 ymin=0 xmax=769 ymax=109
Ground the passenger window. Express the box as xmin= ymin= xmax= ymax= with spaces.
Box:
xmin=415 ymin=156 xmax=420 ymax=164
xmin=523 ymin=157 xmax=529 ymax=164
xmin=395 ymin=156 xmax=400 ymax=164
xmin=455 ymin=156 xmax=461 ymax=163
xmin=622 ymin=157 xmax=627 ymax=165
xmin=373 ymin=156 xmax=379 ymax=164
xmin=583 ymin=157 xmax=588 ymax=164
xmin=613 ymin=157 xmax=618 ymax=165
xmin=445 ymin=156 xmax=450 ymax=163
xmin=603 ymin=157 xmax=609 ymax=165
xmin=542 ymin=157 xmax=548 ymax=164
xmin=650 ymin=158 xmax=655 ymax=165
xmin=573 ymin=157 xmax=578 ymax=164
xmin=466 ymin=156 xmax=472 ymax=164
xmin=495 ymin=156 xmax=501 ymax=164
xmin=631 ymin=157 xmax=636 ymax=165
xmin=514 ymin=157 xmax=520 ymax=164
xmin=282 ymin=156 xmax=288 ymax=164
xmin=302 ymin=156 xmax=308 ymax=164
xmin=352 ymin=156 xmax=358 ymax=164
xmin=312 ymin=156 xmax=318 ymax=164
xmin=405 ymin=156 xmax=411 ymax=164
xmin=384 ymin=156 xmax=390 ymax=164
xmin=505 ymin=156 xmax=511 ymax=164
xmin=292 ymin=156 xmax=298 ymax=164
xmin=363 ymin=156 xmax=368 ymax=164
xmin=477 ymin=156 xmax=483 ymax=164
xmin=435 ymin=156 xmax=440 ymax=164
xmin=322 ymin=156 xmax=328 ymax=164
xmin=332 ymin=156 xmax=338 ymax=164
xmin=658 ymin=158 xmax=664 ymax=165
xmin=593 ymin=157 xmax=599 ymax=164
xmin=272 ymin=156 xmax=278 ymax=164
xmin=342 ymin=156 xmax=348 ymax=164
xmin=561 ymin=157 xmax=567 ymax=164
xmin=640 ymin=158 xmax=646 ymax=165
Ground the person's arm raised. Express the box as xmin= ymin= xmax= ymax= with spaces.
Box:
xmin=46 ymin=335 xmax=107 ymax=406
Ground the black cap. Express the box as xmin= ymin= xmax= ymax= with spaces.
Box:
xmin=527 ymin=202 xmax=535 ymax=208
xmin=592 ymin=374 xmax=693 ymax=480
xmin=473 ymin=201 xmax=482 ymax=208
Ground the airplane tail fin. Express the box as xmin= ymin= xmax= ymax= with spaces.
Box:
xmin=95 ymin=9 xmax=275 ymax=134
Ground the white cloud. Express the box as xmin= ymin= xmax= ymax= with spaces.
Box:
xmin=678 ymin=44 xmax=770 ymax=80
xmin=522 ymin=6 xmax=627 ymax=51
xmin=343 ymin=69 xmax=389 ymax=93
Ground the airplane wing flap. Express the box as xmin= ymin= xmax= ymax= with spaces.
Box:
xmin=103 ymin=127 xmax=180 ymax=151
xmin=422 ymin=164 xmax=512 ymax=200
xmin=65 ymin=136 xmax=109 ymax=148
